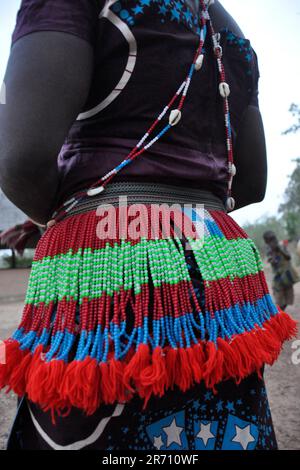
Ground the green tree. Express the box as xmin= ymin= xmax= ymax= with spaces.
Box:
xmin=282 ymin=103 xmax=300 ymax=135
xmin=279 ymin=158 xmax=300 ymax=240
xmin=279 ymin=104 xmax=300 ymax=239
xmin=282 ymin=211 xmax=300 ymax=241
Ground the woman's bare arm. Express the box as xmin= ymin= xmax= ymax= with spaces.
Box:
xmin=231 ymin=106 xmax=267 ymax=209
xmin=0 ymin=32 xmax=94 ymax=225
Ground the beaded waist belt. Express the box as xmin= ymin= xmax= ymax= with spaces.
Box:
xmin=0 ymin=183 xmax=296 ymax=418
xmin=51 ymin=182 xmax=226 ymax=222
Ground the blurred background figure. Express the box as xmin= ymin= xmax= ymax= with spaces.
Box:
xmin=0 ymin=220 xmax=42 ymax=256
xmin=263 ymin=230 xmax=300 ymax=310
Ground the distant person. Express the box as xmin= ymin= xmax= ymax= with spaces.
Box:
xmin=263 ymin=231 xmax=299 ymax=310
xmin=0 ymin=220 xmax=43 ymax=255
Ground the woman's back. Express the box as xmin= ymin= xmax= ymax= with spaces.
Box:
xmin=11 ymin=0 xmax=260 ymax=206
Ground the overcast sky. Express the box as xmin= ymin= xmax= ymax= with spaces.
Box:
xmin=0 ymin=0 xmax=299 ymax=226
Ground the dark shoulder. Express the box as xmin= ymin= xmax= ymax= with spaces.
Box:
xmin=209 ymin=0 xmax=245 ymax=38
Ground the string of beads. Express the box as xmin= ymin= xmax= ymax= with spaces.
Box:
xmin=49 ymin=0 xmax=236 ymax=225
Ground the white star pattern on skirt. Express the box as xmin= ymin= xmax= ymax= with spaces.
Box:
xmin=196 ymin=422 xmax=215 ymax=446
xmin=232 ymin=424 xmax=256 ymax=450
xmin=162 ymin=417 xmax=184 ymax=448
xmin=153 ymin=434 xmax=164 ymax=450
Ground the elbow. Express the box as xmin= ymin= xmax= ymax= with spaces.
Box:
xmin=0 ymin=154 xmax=30 ymax=216
xmin=0 ymin=151 xmax=32 ymax=197
xmin=0 ymin=151 xmax=58 ymax=226
xmin=0 ymin=149 xmax=51 ymax=190
xmin=0 ymin=154 xmax=19 ymax=197
xmin=232 ymin=173 xmax=267 ymax=209
xmin=249 ymin=165 xmax=268 ymax=204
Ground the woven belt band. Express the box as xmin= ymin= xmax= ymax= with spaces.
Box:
xmin=57 ymin=182 xmax=226 ymax=220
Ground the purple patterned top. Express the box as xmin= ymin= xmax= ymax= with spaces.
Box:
xmin=11 ymin=0 xmax=260 ymax=204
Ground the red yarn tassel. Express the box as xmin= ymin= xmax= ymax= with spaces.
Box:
xmin=272 ymin=310 xmax=298 ymax=341
xmin=60 ymin=361 xmax=84 ymax=410
xmin=0 ymin=340 xmax=27 ymax=389
xmin=255 ymin=326 xmax=282 ymax=366
xmin=203 ymin=341 xmax=224 ymax=390
xmin=60 ymin=358 xmax=101 ymax=414
xmin=99 ymin=361 xmax=113 ymax=404
xmin=26 ymin=350 xmax=66 ymax=410
xmin=9 ymin=352 xmax=33 ymax=396
xmin=139 ymin=346 xmax=167 ymax=397
xmin=186 ymin=344 xmax=205 ymax=383
xmin=217 ymin=338 xmax=243 ymax=379
xmin=81 ymin=358 xmax=101 ymax=414
xmin=165 ymin=347 xmax=178 ymax=389
xmin=232 ymin=333 xmax=264 ymax=378
xmin=175 ymin=348 xmax=194 ymax=392
xmin=109 ymin=357 xmax=130 ymax=404
xmin=123 ymin=343 xmax=151 ymax=393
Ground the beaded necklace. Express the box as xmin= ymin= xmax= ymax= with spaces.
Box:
xmin=51 ymin=0 xmax=236 ymax=223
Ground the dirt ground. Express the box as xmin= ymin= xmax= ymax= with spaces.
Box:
xmin=0 ymin=269 xmax=299 ymax=450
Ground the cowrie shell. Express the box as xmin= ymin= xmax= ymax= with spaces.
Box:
xmin=195 ymin=54 xmax=204 ymax=71
xmin=226 ymin=196 xmax=236 ymax=212
xmin=229 ymin=163 xmax=237 ymax=177
xmin=169 ymin=109 xmax=182 ymax=126
xmin=219 ymin=82 xmax=230 ymax=98
xmin=87 ymin=186 xmax=105 ymax=197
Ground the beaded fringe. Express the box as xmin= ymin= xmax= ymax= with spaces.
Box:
xmin=0 ymin=207 xmax=297 ymax=417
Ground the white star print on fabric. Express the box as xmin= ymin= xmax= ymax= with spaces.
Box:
xmin=162 ymin=417 xmax=184 ymax=448
xmin=196 ymin=423 xmax=215 ymax=446
xmin=232 ymin=424 xmax=256 ymax=450
xmin=153 ymin=434 xmax=164 ymax=450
